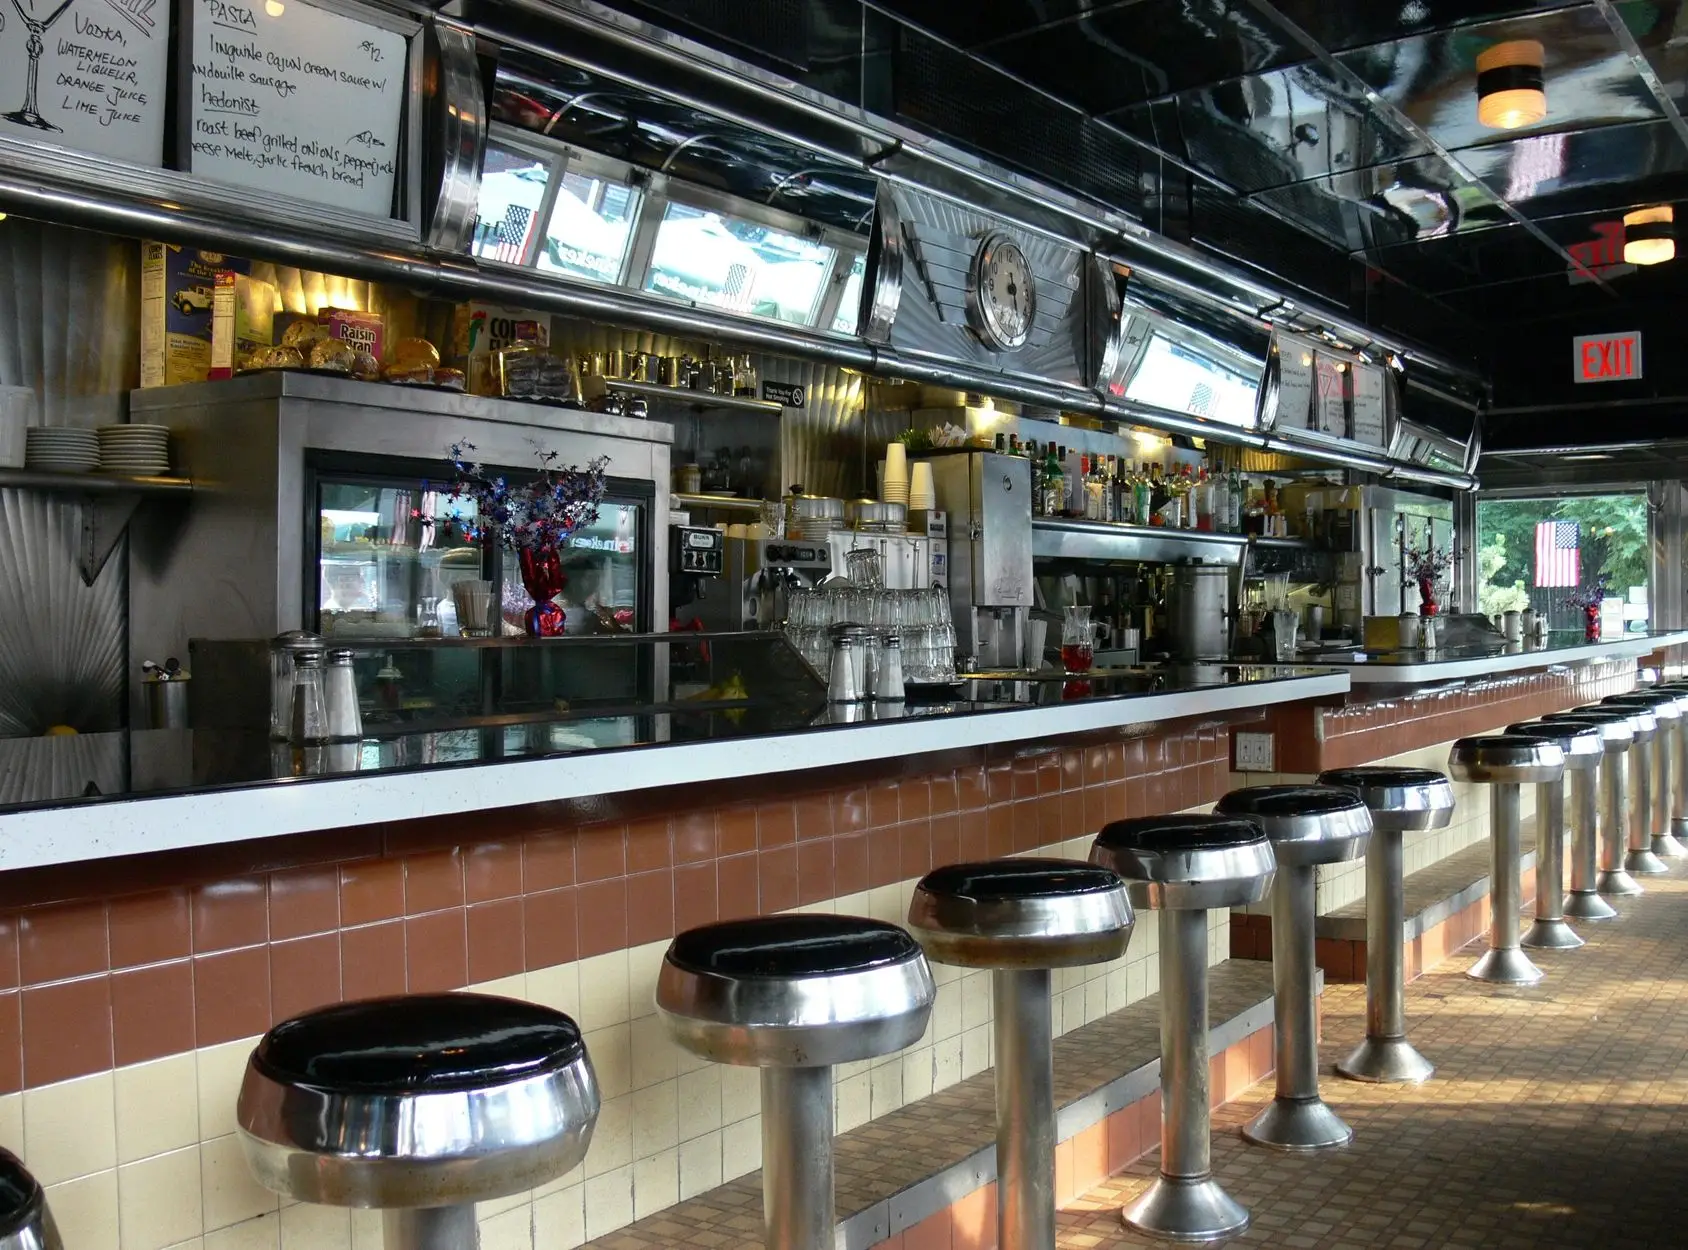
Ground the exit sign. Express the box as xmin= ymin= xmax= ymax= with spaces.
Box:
xmin=1574 ymin=331 xmax=1643 ymax=383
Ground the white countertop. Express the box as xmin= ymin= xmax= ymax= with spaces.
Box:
xmin=1333 ymin=631 xmax=1688 ymax=684
xmin=0 ymin=671 xmax=1349 ymax=873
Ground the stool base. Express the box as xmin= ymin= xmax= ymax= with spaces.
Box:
xmin=1596 ymin=869 xmax=1642 ymax=896
xmin=1122 ymin=1176 xmax=1249 ymax=1243
xmin=384 ymin=1205 xmax=476 ymax=1250
xmin=1467 ymin=946 xmax=1543 ymax=985
xmin=1335 ymin=1036 xmax=1433 ymax=1085
xmin=1650 ymin=833 xmax=1687 ymax=858
xmin=1563 ymin=890 xmax=1618 ymax=921
xmin=1240 ymin=1096 xmax=1352 ymax=1151
xmin=1625 ymin=848 xmax=1669 ymax=875
xmin=1521 ymin=918 xmax=1585 ymax=950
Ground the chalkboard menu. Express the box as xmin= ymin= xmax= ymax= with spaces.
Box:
xmin=0 ymin=0 xmax=169 ymax=163
xmin=1273 ymin=337 xmax=1315 ymax=432
xmin=1313 ymin=352 xmax=1348 ymax=436
xmin=187 ymin=0 xmax=408 ymax=217
xmin=1349 ymin=363 xmax=1388 ymax=448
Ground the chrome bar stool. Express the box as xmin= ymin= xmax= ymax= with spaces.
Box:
xmin=1504 ymin=720 xmax=1601 ymax=948
xmin=1606 ymin=689 xmax=1688 ymax=861
xmin=0 ymin=1149 xmax=59 ymax=1250
xmin=1092 ymin=814 xmax=1274 ymax=1242
xmin=909 ymin=859 xmax=1134 ymax=1250
xmin=658 ymin=915 xmax=934 ymax=1250
xmin=1573 ymin=701 xmax=1655 ymax=892
xmin=1544 ymin=708 xmax=1638 ymax=905
xmin=1448 ymin=735 xmax=1566 ymax=986
xmin=237 ymin=994 xmax=599 ymax=1250
xmin=1659 ymin=680 xmax=1688 ymax=847
xmin=1319 ymin=766 xmax=1454 ymax=1085
xmin=1215 ymin=786 xmax=1370 ymax=1150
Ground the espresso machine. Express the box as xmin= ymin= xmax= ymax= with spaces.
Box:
xmin=917 ymin=451 xmax=1034 ymax=668
xmin=677 ymin=536 xmax=833 ymax=631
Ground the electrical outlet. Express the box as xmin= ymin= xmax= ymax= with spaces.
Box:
xmin=1234 ymin=731 xmax=1275 ymax=773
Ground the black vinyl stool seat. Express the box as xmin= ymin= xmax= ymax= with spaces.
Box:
xmin=1504 ymin=720 xmax=1603 ymax=946
xmin=1605 ymin=691 xmax=1687 ymax=865
xmin=237 ymin=993 xmax=600 ymax=1218
xmin=1092 ymin=816 xmax=1274 ymax=1242
xmin=0 ymin=1149 xmax=57 ymax=1250
xmin=1449 ymin=736 xmax=1565 ymax=986
xmin=1214 ymin=787 xmax=1371 ymax=1151
xmin=659 ymin=915 xmax=935 ymax=1249
xmin=1319 ymin=766 xmax=1454 ymax=1087
xmin=909 ymin=860 xmax=1132 ymax=1250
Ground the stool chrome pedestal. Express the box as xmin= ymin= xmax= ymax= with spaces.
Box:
xmin=1573 ymin=702 xmax=1654 ymax=893
xmin=0 ymin=1149 xmax=58 ymax=1250
xmin=1448 ymin=735 xmax=1566 ymax=986
xmin=1093 ymin=815 xmax=1274 ymax=1242
xmin=1659 ymin=680 xmax=1688 ymax=848
xmin=1319 ymin=767 xmax=1454 ymax=1086
xmin=237 ymin=994 xmax=599 ymax=1250
xmin=1606 ymin=690 xmax=1688 ymax=863
xmin=1215 ymin=786 xmax=1370 ymax=1150
xmin=659 ymin=915 xmax=934 ymax=1250
xmin=909 ymin=859 xmax=1133 ymax=1250
xmin=1505 ymin=720 xmax=1601 ymax=949
xmin=1545 ymin=709 xmax=1637 ymax=911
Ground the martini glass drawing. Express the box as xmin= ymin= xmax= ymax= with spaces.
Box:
xmin=4 ymin=0 xmax=78 ymax=132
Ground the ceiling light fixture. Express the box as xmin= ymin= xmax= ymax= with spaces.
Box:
xmin=1623 ymin=205 xmax=1676 ymax=265
xmin=1476 ymin=40 xmax=1546 ymax=130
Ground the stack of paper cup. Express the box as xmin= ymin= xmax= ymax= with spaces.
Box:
xmin=908 ymin=462 xmax=936 ymax=511
xmin=882 ymin=442 xmax=908 ymax=505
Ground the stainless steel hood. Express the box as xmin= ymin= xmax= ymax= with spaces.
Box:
xmin=0 ymin=0 xmax=1481 ymax=486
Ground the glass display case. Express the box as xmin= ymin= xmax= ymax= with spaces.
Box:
xmin=307 ymin=452 xmax=653 ymax=641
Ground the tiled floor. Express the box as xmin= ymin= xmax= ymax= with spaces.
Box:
xmin=1065 ymin=859 xmax=1688 ymax=1249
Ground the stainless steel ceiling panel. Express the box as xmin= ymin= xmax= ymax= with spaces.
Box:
xmin=1264 ymin=0 xmax=1573 ymax=53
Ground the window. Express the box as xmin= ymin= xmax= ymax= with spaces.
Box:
xmin=1124 ymin=333 xmax=1260 ymax=428
xmin=830 ymin=253 xmax=867 ymax=334
xmin=645 ymin=202 xmax=836 ymax=326
xmin=1476 ymin=494 xmax=1649 ymax=632
xmin=472 ymin=144 xmax=549 ymax=264
xmin=537 ymin=170 xmax=641 ymax=285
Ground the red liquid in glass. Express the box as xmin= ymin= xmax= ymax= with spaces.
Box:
xmin=1061 ymin=643 xmax=1094 ymax=673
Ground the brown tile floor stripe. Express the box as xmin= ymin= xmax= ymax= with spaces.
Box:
xmin=576 ymin=961 xmax=1277 ymax=1250
xmin=1063 ymin=859 xmax=1688 ymax=1248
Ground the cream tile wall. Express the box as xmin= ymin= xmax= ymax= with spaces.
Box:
xmin=1 ymin=819 xmax=1226 ymax=1250
xmin=1229 ymin=738 xmax=1542 ymax=917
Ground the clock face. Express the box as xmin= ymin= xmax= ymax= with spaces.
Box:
xmin=970 ymin=235 xmax=1036 ymax=351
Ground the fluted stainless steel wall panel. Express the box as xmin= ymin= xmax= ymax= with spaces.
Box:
xmin=0 ymin=220 xmax=135 ymax=739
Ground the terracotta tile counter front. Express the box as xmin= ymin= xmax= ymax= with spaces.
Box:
xmin=0 ymin=672 xmax=1344 ymax=1250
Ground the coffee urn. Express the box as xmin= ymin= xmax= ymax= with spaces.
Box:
xmin=1165 ymin=561 xmax=1232 ymax=661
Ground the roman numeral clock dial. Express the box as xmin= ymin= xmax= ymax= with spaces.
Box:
xmin=967 ymin=233 xmax=1036 ymax=352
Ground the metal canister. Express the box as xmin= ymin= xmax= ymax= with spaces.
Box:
xmin=657 ymin=355 xmax=682 ymax=387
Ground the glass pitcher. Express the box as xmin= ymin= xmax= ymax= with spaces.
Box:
xmin=1061 ymin=605 xmax=1096 ymax=673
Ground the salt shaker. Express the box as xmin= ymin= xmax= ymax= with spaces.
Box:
xmin=288 ymin=651 xmax=329 ymax=745
xmin=869 ymin=632 xmax=905 ymax=701
xmin=323 ymin=649 xmax=363 ymax=742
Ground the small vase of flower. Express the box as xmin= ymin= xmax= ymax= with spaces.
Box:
xmin=434 ymin=441 xmax=608 ymax=637
xmin=1564 ymin=574 xmax=1612 ymax=644
xmin=1405 ymin=537 xmax=1452 ymax=618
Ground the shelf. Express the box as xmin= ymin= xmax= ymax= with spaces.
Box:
xmin=672 ymin=492 xmax=765 ymax=514
xmin=0 ymin=468 xmax=193 ymax=584
xmin=1031 ymin=517 xmax=1249 ymax=567
xmin=1247 ymin=535 xmax=1319 ymax=551
xmin=603 ymin=378 xmax=784 ymax=415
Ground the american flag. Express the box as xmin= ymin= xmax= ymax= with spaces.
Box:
xmin=485 ymin=206 xmax=533 ymax=264
xmin=1535 ymin=520 xmax=1581 ymax=588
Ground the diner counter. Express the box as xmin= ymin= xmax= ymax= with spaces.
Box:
xmin=1323 ymin=630 xmax=1688 ymax=684
xmin=0 ymin=664 xmax=1349 ymax=873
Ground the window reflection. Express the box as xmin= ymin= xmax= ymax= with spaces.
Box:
xmin=645 ymin=202 xmax=835 ymax=326
xmin=830 ymin=253 xmax=866 ymax=334
xmin=1124 ymin=334 xmax=1260 ymax=429
xmin=473 ymin=144 xmax=548 ymax=264
xmin=538 ymin=170 xmax=641 ymax=285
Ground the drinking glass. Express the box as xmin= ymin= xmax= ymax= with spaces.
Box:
xmin=1061 ymin=605 xmax=1095 ymax=673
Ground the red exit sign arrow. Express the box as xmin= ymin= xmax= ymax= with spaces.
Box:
xmin=1574 ymin=331 xmax=1643 ymax=383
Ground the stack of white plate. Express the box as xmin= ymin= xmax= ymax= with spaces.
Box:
xmin=24 ymin=427 xmax=99 ymax=473
xmin=97 ymin=424 xmax=171 ymax=475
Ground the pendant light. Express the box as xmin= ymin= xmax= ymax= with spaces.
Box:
xmin=1476 ymin=40 xmax=1546 ymax=130
xmin=1623 ymin=206 xmax=1676 ymax=266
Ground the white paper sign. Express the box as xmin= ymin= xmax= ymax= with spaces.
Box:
xmin=0 ymin=0 xmax=168 ymax=163
xmin=1350 ymin=363 xmax=1387 ymax=448
xmin=1314 ymin=352 xmax=1348 ymax=435
xmin=1274 ymin=339 xmax=1315 ymax=431
xmin=188 ymin=0 xmax=407 ymax=217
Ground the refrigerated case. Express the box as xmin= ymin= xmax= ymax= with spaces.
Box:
xmin=306 ymin=453 xmax=654 ymax=639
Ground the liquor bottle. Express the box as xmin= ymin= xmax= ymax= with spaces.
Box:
xmin=1086 ymin=456 xmax=1106 ymax=521
xmin=1008 ymin=434 xmax=1022 ymax=457
xmin=1064 ymin=446 xmax=1084 ymax=515
xmin=1042 ymin=446 xmax=1065 ymax=519
xmin=1134 ymin=462 xmax=1152 ymax=527
xmin=1029 ymin=441 xmax=1045 ymax=517
xmin=994 ymin=432 xmax=1007 ymax=454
